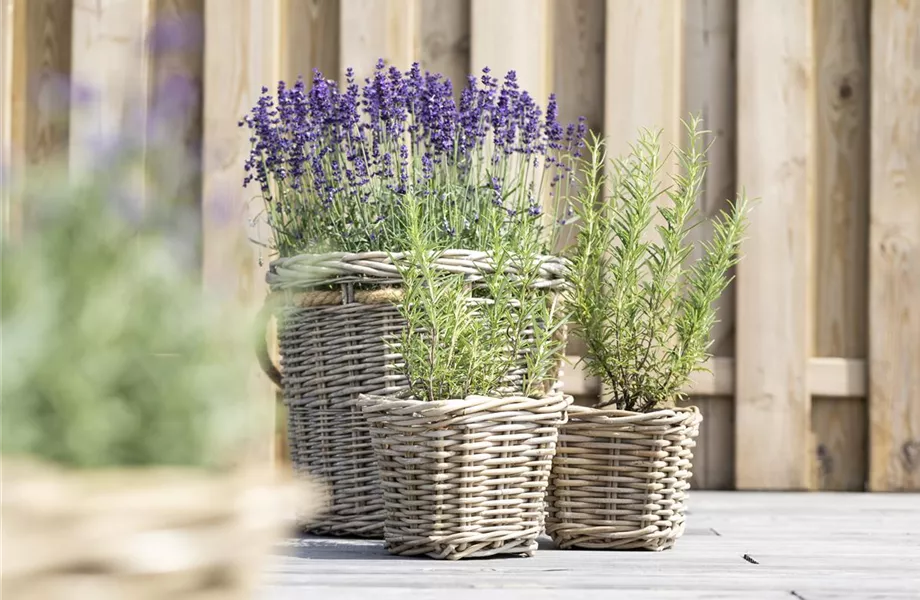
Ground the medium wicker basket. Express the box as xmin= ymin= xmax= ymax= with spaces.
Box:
xmin=545 ymin=405 xmax=702 ymax=551
xmin=358 ymin=394 xmax=572 ymax=560
xmin=1 ymin=459 xmax=318 ymax=600
xmin=257 ymin=250 xmax=566 ymax=538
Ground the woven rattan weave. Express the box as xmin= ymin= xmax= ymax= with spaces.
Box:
xmin=359 ymin=394 xmax=572 ymax=560
xmin=1 ymin=460 xmax=310 ymax=600
xmin=260 ymin=250 xmax=566 ymax=538
xmin=546 ymin=405 xmax=702 ymax=551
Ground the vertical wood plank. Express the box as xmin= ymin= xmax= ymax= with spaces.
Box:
xmin=684 ymin=0 xmax=736 ymax=359
xmin=551 ymin=0 xmax=605 ymax=357
xmin=148 ymin=0 xmax=204 ymax=269
xmin=70 ymin=0 xmax=152 ymax=179
xmin=679 ymin=396 xmax=735 ymax=490
xmin=604 ymin=0 xmax=682 ymax=161
xmin=471 ymin=0 xmax=552 ymax=103
xmin=202 ymin=0 xmax=281 ymax=463
xmin=419 ymin=0 xmax=469 ymax=91
xmin=736 ymin=0 xmax=813 ymax=490
xmin=814 ymin=397 xmax=867 ymax=490
xmin=868 ymin=0 xmax=920 ymax=492
xmin=8 ymin=0 xmax=72 ymax=237
xmin=552 ymin=0 xmax=604 ymax=133
xmin=281 ymin=0 xmax=339 ymax=82
xmin=1 ymin=0 xmax=14 ymax=236
xmin=340 ymin=0 xmax=419 ymax=81
xmin=600 ymin=0 xmax=683 ymax=407
xmin=682 ymin=0 xmax=737 ymax=489
xmin=811 ymin=0 xmax=869 ymax=492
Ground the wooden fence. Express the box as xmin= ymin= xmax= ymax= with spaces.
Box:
xmin=2 ymin=0 xmax=918 ymax=491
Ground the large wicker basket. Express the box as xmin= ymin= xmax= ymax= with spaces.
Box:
xmin=358 ymin=394 xmax=572 ymax=560
xmin=257 ymin=250 xmax=566 ymax=538
xmin=0 ymin=459 xmax=320 ymax=599
xmin=545 ymin=405 xmax=702 ymax=551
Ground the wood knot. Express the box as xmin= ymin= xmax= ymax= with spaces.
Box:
xmin=839 ymin=80 xmax=853 ymax=100
xmin=900 ymin=440 xmax=920 ymax=471
xmin=816 ymin=443 xmax=833 ymax=475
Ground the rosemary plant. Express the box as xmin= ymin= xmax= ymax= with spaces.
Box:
xmin=567 ymin=118 xmax=750 ymax=412
xmin=392 ymin=195 xmax=566 ymax=402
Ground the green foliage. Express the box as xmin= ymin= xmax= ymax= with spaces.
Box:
xmin=566 ymin=118 xmax=751 ymax=412
xmin=392 ymin=195 xmax=566 ymax=402
xmin=1 ymin=172 xmax=258 ymax=469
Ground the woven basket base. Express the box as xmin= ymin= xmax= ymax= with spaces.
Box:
xmin=1 ymin=458 xmax=317 ymax=599
xmin=361 ymin=394 xmax=571 ymax=561
xmin=301 ymin=516 xmax=383 ymax=538
xmin=548 ymin=522 xmax=686 ymax=551
xmin=385 ymin=535 xmax=539 ymax=560
xmin=546 ymin=405 xmax=701 ymax=552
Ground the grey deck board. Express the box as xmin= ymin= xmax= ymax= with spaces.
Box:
xmin=260 ymin=491 xmax=920 ymax=599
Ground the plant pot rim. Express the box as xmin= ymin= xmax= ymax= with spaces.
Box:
xmin=267 ymin=249 xmax=568 ymax=291
xmin=358 ymin=393 xmax=572 ymax=418
xmin=564 ymin=404 xmax=701 ymax=425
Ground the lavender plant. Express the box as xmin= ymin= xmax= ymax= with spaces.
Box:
xmin=567 ymin=118 xmax=751 ymax=412
xmin=242 ymin=61 xmax=585 ymax=259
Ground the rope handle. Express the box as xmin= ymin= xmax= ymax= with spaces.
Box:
xmin=255 ymin=300 xmax=282 ymax=388
xmin=253 ymin=287 xmax=404 ymax=389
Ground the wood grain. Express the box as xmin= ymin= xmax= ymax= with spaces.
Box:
xmin=736 ymin=0 xmax=813 ymax=491
xmin=148 ymin=0 xmax=204 ymax=269
xmin=604 ymin=0 xmax=682 ymax=160
xmin=471 ymin=0 xmax=551 ymax=103
xmin=202 ymin=0 xmax=281 ymax=463
xmin=810 ymin=0 xmax=869 ymax=492
xmin=682 ymin=0 xmax=738 ymax=490
xmin=419 ymin=0 xmax=468 ymax=93
xmin=263 ymin=492 xmax=920 ymax=597
xmin=868 ymin=0 xmax=920 ymax=492
xmin=70 ymin=0 xmax=152 ymax=189
xmin=552 ymin=0 xmax=604 ymax=133
xmin=282 ymin=0 xmax=339 ymax=82
xmin=550 ymin=0 xmax=604 ymax=336
xmin=1 ymin=0 xmax=14 ymax=237
xmin=340 ymin=0 xmax=418 ymax=82
xmin=9 ymin=0 xmax=72 ymax=236
xmin=564 ymin=357 xmax=866 ymax=400
xmin=679 ymin=396 xmax=735 ymax=490
xmin=813 ymin=397 xmax=867 ymax=491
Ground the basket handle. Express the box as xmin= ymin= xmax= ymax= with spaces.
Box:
xmin=255 ymin=299 xmax=283 ymax=388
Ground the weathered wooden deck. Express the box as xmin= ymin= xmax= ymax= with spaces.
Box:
xmin=261 ymin=492 xmax=920 ymax=599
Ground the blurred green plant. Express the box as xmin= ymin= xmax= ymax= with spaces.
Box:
xmin=1 ymin=158 xmax=257 ymax=469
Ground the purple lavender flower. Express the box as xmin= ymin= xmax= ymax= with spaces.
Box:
xmin=241 ymin=59 xmax=587 ymax=255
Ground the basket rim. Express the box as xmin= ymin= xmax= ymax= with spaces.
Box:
xmin=267 ymin=249 xmax=568 ymax=291
xmin=565 ymin=404 xmax=702 ymax=425
xmin=358 ymin=393 xmax=572 ymax=418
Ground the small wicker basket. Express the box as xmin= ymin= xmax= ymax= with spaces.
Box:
xmin=358 ymin=394 xmax=572 ymax=560
xmin=0 ymin=459 xmax=317 ymax=600
xmin=257 ymin=250 xmax=566 ymax=538
xmin=545 ymin=405 xmax=702 ymax=551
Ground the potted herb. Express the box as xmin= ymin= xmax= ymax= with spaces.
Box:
xmin=1 ymin=166 xmax=320 ymax=597
xmin=358 ymin=194 xmax=571 ymax=560
xmin=546 ymin=120 xmax=750 ymax=550
xmin=246 ymin=61 xmax=584 ymax=537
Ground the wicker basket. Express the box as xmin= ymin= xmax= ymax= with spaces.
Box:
xmin=545 ymin=405 xmax=702 ymax=551
xmin=1 ymin=459 xmax=320 ymax=600
xmin=358 ymin=394 xmax=572 ymax=560
xmin=256 ymin=250 xmax=566 ymax=538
